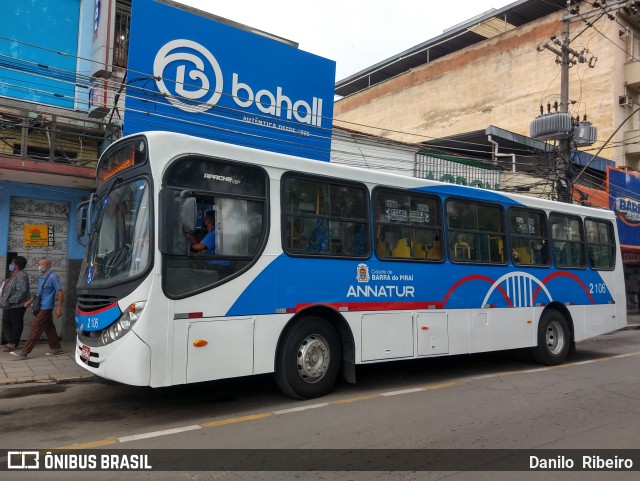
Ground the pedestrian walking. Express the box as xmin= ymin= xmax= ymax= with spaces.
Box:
xmin=0 ymin=256 xmax=30 ymax=352
xmin=11 ymin=257 xmax=64 ymax=359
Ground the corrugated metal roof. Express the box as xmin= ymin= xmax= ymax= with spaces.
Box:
xmin=421 ymin=125 xmax=614 ymax=173
xmin=335 ymin=0 xmax=566 ymax=97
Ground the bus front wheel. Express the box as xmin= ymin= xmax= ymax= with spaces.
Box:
xmin=530 ymin=310 xmax=571 ymax=365
xmin=275 ymin=317 xmax=341 ymax=400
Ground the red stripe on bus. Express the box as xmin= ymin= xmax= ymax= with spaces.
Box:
xmin=76 ymin=303 xmax=119 ymax=315
xmin=532 ymin=271 xmax=595 ymax=305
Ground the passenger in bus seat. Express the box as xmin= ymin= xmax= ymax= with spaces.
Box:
xmin=188 ymin=210 xmax=216 ymax=254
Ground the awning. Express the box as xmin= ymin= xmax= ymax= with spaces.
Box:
xmin=570 ymin=150 xmax=614 ymax=174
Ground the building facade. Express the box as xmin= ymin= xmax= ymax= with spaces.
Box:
xmin=0 ymin=0 xmax=130 ymax=340
xmin=334 ymin=0 xmax=640 ymax=170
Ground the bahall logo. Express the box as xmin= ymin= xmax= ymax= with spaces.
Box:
xmin=356 ymin=263 xmax=369 ymax=283
xmin=153 ymin=39 xmax=324 ymax=125
xmin=613 ymin=196 xmax=640 ymax=227
xmin=154 ymin=39 xmax=223 ymax=113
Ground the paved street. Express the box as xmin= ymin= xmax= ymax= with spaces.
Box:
xmin=1 ymin=321 xmax=639 ymax=481
xmin=2 ymin=314 xmax=639 ymax=386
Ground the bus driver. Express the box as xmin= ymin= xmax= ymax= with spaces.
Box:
xmin=188 ymin=210 xmax=216 ymax=254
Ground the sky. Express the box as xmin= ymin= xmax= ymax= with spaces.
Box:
xmin=171 ymin=0 xmax=515 ymax=82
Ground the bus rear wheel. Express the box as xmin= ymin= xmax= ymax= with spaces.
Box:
xmin=275 ymin=317 xmax=341 ymax=400
xmin=530 ymin=310 xmax=570 ymax=365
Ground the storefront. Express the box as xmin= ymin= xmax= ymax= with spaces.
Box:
xmin=0 ymin=180 xmax=89 ymax=341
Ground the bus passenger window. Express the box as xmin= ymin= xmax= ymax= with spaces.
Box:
xmin=550 ymin=213 xmax=585 ymax=268
xmin=374 ymin=190 xmax=441 ymax=261
xmin=508 ymin=208 xmax=548 ymax=266
xmin=447 ymin=200 xmax=505 ymax=264
xmin=282 ymin=174 xmax=369 ymax=258
xmin=585 ymin=219 xmax=615 ymax=270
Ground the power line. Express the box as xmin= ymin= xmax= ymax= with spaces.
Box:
xmin=1 ymin=8 xmax=634 ymax=195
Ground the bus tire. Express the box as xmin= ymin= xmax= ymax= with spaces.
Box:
xmin=530 ymin=310 xmax=570 ymax=365
xmin=275 ymin=317 xmax=341 ymax=400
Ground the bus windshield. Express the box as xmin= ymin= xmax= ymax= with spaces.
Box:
xmin=80 ymin=178 xmax=151 ymax=287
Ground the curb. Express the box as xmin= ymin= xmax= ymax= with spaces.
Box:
xmin=0 ymin=372 xmax=97 ymax=386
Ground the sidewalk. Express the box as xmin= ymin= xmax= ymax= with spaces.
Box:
xmin=1 ymin=315 xmax=640 ymax=387
xmin=0 ymin=340 xmax=95 ymax=386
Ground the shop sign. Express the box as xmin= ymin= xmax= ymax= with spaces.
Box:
xmin=125 ymin=0 xmax=335 ymax=161
xmin=24 ymin=224 xmax=54 ymax=247
xmin=608 ymin=167 xmax=640 ymax=248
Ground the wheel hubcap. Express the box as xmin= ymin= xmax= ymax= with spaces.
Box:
xmin=297 ymin=334 xmax=330 ymax=384
xmin=546 ymin=320 xmax=565 ymax=354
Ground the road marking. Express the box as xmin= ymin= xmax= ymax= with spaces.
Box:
xmin=59 ymin=438 xmax=118 ymax=449
xmin=56 ymin=350 xmax=640 ymax=449
xmin=201 ymin=412 xmax=272 ymax=427
xmin=118 ymin=425 xmax=202 ymax=443
xmin=381 ymin=387 xmax=425 ymax=396
xmin=331 ymin=394 xmax=379 ymax=404
xmin=423 ymin=381 xmax=458 ymax=390
xmin=273 ymin=402 xmax=328 ymax=415
xmin=517 ymin=367 xmax=552 ymax=373
xmin=615 ymin=352 xmax=638 ymax=358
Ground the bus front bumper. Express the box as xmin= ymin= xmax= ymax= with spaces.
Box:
xmin=75 ymin=332 xmax=151 ymax=386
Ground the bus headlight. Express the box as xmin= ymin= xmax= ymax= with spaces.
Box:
xmin=100 ymin=301 xmax=146 ymax=346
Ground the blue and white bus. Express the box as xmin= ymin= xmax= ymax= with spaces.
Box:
xmin=75 ymin=131 xmax=626 ymax=399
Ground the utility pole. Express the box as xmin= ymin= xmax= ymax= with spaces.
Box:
xmin=557 ymin=15 xmax=572 ymax=203
xmin=536 ymin=8 xmax=576 ymax=203
xmin=533 ymin=0 xmax=611 ymax=203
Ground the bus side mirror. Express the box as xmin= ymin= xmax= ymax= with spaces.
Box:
xmin=76 ymin=193 xmax=95 ymax=247
xmin=181 ymin=196 xmax=196 ymax=234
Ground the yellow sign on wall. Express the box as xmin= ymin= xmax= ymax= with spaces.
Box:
xmin=24 ymin=224 xmax=54 ymax=247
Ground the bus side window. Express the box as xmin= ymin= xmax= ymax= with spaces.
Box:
xmin=585 ymin=219 xmax=615 ymax=270
xmin=374 ymin=189 xmax=441 ymax=261
xmin=283 ymin=174 xmax=369 ymax=258
xmin=508 ymin=208 xmax=548 ymax=266
xmin=551 ymin=213 xmax=585 ymax=268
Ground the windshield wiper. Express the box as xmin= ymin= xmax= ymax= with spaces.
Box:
xmin=90 ymin=176 xmax=123 ymax=237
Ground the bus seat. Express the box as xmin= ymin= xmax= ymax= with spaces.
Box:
xmin=414 ymin=243 xmax=426 ymax=258
xmin=307 ymin=219 xmax=329 ymax=253
xmin=351 ymin=224 xmax=367 ymax=256
xmin=376 ymin=240 xmax=390 ymax=257
xmin=454 ymin=241 xmax=470 ymax=259
xmin=513 ymin=246 xmax=532 ymax=264
xmin=392 ymin=238 xmax=411 ymax=258
xmin=427 ymin=241 xmax=441 ymax=260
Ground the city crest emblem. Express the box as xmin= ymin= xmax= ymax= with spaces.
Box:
xmin=356 ymin=263 xmax=369 ymax=283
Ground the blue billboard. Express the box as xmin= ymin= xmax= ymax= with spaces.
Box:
xmin=608 ymin=167 xmax=640 ymax=248
xmin=125 ymin=0 xmax=336 ymax=161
